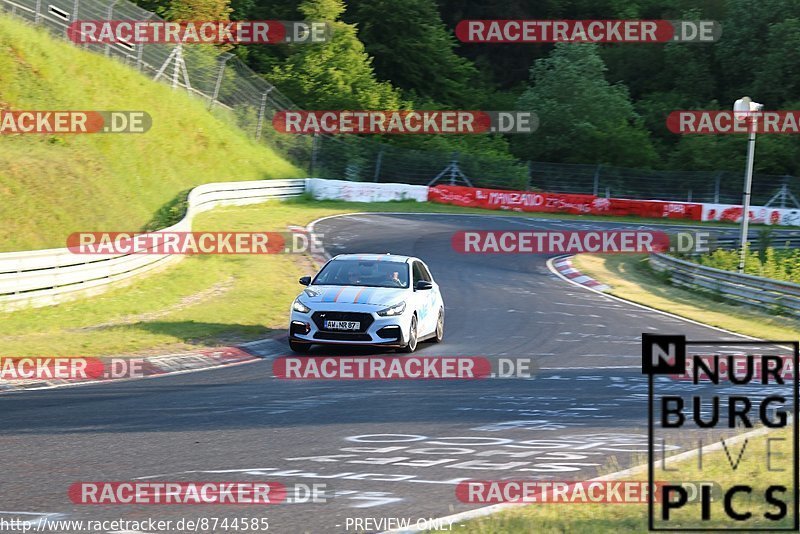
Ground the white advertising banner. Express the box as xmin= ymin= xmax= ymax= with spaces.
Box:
xmin=307 ymin=178 xmax=429 ymax=203
xmin=701 ymin=203 xmax=800 ymax=226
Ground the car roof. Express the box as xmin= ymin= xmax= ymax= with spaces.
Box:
xmin=332 ymin=253 xmax=414 ymax=264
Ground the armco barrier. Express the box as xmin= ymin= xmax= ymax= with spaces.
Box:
xmin=0 ymin=179 xmax=306 ymax=311
xmin=649 ymin=253 xmax=800 ymax=317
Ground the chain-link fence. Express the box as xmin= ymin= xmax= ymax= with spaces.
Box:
xmin=2 ymin=0 xmax=800 ymax=207
xmin=0 ymin=0 xmax=313 ymax=164
xmin=528 ymin=162 xmax=800 ymax=205
xmin=312 ymin=135 xmax=529 ymax=190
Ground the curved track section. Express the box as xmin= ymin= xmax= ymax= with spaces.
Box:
xmin=0 ymin=214 xmax=774 ymax=533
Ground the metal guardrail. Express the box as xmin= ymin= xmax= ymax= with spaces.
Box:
xmin=0 ymin=179 xmax=306 ymax=310
xmin=649 ymin=253 xmax=800 ymax=318
xmin=713 ymin=235 xmax=800 ymax=250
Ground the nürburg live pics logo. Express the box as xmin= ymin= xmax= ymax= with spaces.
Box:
xmin=643 ymin=334 xmax=799 ymax=531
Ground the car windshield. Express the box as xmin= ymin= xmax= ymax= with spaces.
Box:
xmin=314 ymin=259 xmax=409 ymax=288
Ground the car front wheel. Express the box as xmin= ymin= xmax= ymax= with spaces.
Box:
xmin=401 ymin=315 xmax=418 ymax=353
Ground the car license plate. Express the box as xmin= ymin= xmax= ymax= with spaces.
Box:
xmin=324 ymin=320 xmax=360 ymax=331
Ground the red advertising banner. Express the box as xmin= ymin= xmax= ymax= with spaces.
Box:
xmin=427 ymin=185 xmax=702 ymax=220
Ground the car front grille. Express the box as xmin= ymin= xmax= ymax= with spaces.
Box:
xmin=314 ymin=332 xmax=372 ymax=341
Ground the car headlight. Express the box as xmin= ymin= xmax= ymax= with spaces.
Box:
xmin=292 ymin=298 xmax=311 ymax=314
xmin=377 ymin=301 xmax=406 ymax=317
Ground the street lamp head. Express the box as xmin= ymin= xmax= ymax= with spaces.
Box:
xmin=734 ymin=96 xmax=764 ymax=120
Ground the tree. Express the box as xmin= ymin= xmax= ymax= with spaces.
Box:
xmin=268 ymin=0 xmax=402 ymax=110
xmin=346 ymin=0 xmax=483 ymax=107
xmin=165 ymin=0 xmax=231 ymax=21
xmin=513 ymin=43 xmax=658 ymax=167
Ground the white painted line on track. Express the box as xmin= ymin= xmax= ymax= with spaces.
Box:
xmin=382 ymin=425 xmax=774 ymax=534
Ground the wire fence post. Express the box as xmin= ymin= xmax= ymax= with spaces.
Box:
xmin=71 ymin=0 xmax=80 ymax=22
xmin=605 ymin=185 xmax=611 ymax=198
xmin=105 ymin=0 xmax=120 ymax=57
xmin=310 ymin=134 xmax=319 ymax=177
xmin=593 ymin=164 xmax=601 ymax=196
xmin=171 ymin=44 xmax=182 ymax=89
xmin=449 ymin=153 xmax=459 ymax=185
xmin=525 ymin=161 xmax=532 ymax=190
xmin=714 ymin=172 xmax=721 ymax=203
xmin=209 ymin=52 xmax=233 ymax=109
xmin=373 ymin=148 xmax=384 ymax=182
xmin=34 ymin=0 xmax=41 ymax=23
xmin=254 ymin=89 xmax=271 ymax=140
xmin=688 ymin=189 xmax=693 ymax=202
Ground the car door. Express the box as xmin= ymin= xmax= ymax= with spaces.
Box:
xmin=412 ymin=260 xmax=437 ymax=335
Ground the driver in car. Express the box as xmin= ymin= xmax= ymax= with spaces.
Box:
xmin=387 ymin=270 xmax=403 ymax=286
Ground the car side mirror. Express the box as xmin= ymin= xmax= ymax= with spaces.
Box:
xmin=299 ymin=276 xmax=312 ymax=286
xmin=415 ymin=280 xmax=433 ymax=291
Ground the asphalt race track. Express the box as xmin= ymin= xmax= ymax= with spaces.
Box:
xmin=0 ymin=214 xmax=794 ymax=534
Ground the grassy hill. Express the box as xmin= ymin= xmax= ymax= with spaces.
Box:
xmin=0 ymin=14 xmax=302 ymax=252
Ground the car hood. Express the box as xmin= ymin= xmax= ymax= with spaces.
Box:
xmin=300 ymin=285 xmax=407 ymax=308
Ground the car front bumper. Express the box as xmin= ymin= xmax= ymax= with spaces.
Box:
xmin=289 ymin=308 xmax=411 ymax=346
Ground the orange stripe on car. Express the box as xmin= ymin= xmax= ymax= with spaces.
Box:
xmin=333 ymin=287 xmax=347 ymax=302
xmin=352 ymin=288 xmax=365 ymax=303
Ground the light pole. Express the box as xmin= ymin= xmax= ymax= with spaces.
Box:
xmin=733 ymin=97 xmax=764 ymax=274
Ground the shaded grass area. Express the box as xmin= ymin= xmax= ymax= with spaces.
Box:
xmin=0 ymin=14 xmax=301 ymax=252
xmin=572 ymin=254 xmax=800 ymax=340
xmin=453 ymin=427 xmax=794 ymax=533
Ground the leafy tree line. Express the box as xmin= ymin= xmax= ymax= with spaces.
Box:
xmin=131 ymin=0 xmax=800 ymax=184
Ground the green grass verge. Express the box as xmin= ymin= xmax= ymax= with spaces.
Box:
xmin=0 ymin=13 xmax=302 ymax=252
xmin=0 ymin=200 xmax=355 ymax=357
xmin=571 ymin=254 xmax=800 ymax=340
xmin=451 ymin=427 xmax=794 ymax=533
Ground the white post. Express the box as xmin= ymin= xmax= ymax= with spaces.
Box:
xmin=254 ymin=89 xmax=271 ymax=140
xmin=738 ymin=127 xmax=756 ymax=274
xmin=171 ymin=44 xmax=182 ymax=90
